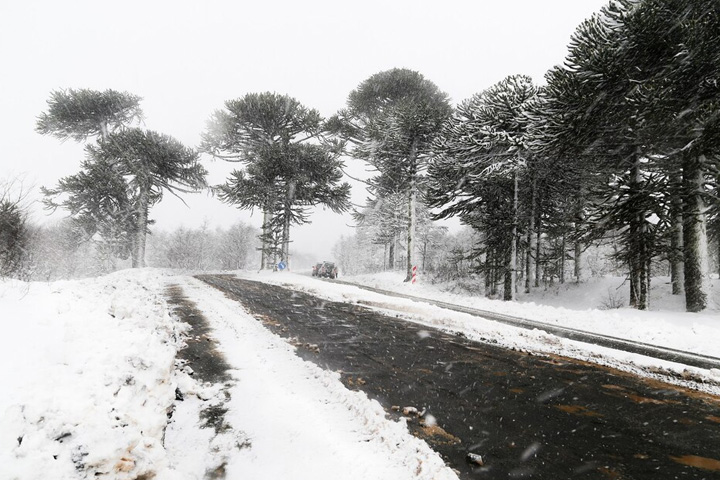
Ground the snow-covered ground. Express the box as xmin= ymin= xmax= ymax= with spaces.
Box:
xmin=332 ymin=272 xmax=720 ymax=359
xmin=0 ymin=271 xmax=180 ymax=479
xmin=0 ymin=270 xmax=457 ymax=480
xmin=2 ymin=268 xmax=718 ymax=479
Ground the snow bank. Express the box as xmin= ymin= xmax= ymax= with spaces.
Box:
xmin=0 ymin=270 xmax=182 ymax=480
xmin=324 ymin=272 xmax=720 ymax=358
xmin=3 ymin=266 xmax=716 ymax=478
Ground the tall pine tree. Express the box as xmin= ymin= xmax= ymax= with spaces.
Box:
xmin=428 ymin=75 xmax=538 ymax=300
xmin=334 ymin=68 xmax=452 ymax=281
xmin=203 ymin=92 xmax=350 ymax=269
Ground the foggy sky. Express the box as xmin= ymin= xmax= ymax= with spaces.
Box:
xmin=0 ymin=0 xmax=609 ymax=260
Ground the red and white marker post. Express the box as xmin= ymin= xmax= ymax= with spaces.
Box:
xmin=411 ymin=265 xmax=417 ymax=284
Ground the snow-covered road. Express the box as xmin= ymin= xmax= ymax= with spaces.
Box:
xmin=195 ymin=273 xmax=720 ymax=478
xmin=246 ymin=271 xmax=720 ymax=395
xmin=164 ymin=275 xmax=457 ymax=480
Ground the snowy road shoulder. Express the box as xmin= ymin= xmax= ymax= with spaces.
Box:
xmin=0 ymin=270 xmax=182 ymax=480
xmin=171 ymin=276 xmax=459 ymax=480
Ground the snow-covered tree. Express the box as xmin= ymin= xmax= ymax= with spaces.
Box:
xmin=41 ymin=158 xmax=137 ymax=263
xmin=353 ymin=192 xmax=408 ymax=270
xmin=0 ymin=196 xmax=29 ymax=278
xmin=146 ymin=221 xmax=257 ymax=271
xmin=334 ymin=68 xmax=452 ymax=282
xmin=528 ymin=2 xmax=669 ymax=310
xmin=215 ymin=222 xmax=258 ymax=270
xmin=536 ymin=0 xmax=719 ymax=311
xmin=91 ymin=129 xmax=207 ymax=267
xmin=620 ymin=0 xmax=720 ymax=311
xmin=36 ymin=88 xmax=206 ymax=269
xmin=203 ymin=92 xmax=350 ymax=269
xmin=428 ymin=75 xmax=538 ymax=300
xmin=36 ymin=88 xmax=142 ymax=142
xmin=0 ymin=176 xmax=36 ymax=279
xmin=25 ymin=218 xmax=117 ymax=280
xmin=43 ymin=129 xmax=207 ymax=268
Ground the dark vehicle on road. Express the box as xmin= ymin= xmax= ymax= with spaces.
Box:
xmin=313 ymin=261 xmax=338 ymax=279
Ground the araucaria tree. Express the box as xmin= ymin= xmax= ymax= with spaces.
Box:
xmin=534 ymin=0 xmax=720 ymax=312
xmin=428 ymin=75 xmax=538 ymax=300
xmin=335 ymin=68 xmax=452 ymax=281
xmin=38 ymin=89 xmax=207 ymax=268
xmin=86 ymin=129 xmax=207 ymax=267
xmin=622 ymin=0 xmax=720 ymax=312
xmin=36 ymin=88 xmax=143 ymax=142
xmin=202 ymin=92 xmax=350 ymax=269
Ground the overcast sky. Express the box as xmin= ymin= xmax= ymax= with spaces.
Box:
xmin=0 ymin=0 xmax=609 ymax=262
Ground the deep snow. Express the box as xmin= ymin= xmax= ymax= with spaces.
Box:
xmin=1 ymin=268 xmax=718 ymax=479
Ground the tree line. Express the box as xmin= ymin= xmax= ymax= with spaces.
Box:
xmin=334 ymin=0 xmax=719 ymax=313
xmin=0 ymin=212 xmax=258 ymax=280
xmin=2 ymin=0 xmax=717 ymax=313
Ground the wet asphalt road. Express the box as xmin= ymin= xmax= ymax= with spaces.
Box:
xmin=334 ymin=281 xmax=720 ymax=371
xmin=196 ymin=275 xmax=720 ymax=479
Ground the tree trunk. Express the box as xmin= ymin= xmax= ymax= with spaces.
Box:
xmin=260 ymin=208 xmax=272 ymax=270
xmin=491 ymin=250 xmax=500 ymax=297
xmin=405 ymin=184 xmax=416 ymax=281
xmin=574 ymin=237 xmax=582 ymax=283
xmin=271 ymin=234 xmax=279 ymax=270
xmin=134 ymin=188 xmax=148 ymax=269
xmin=281 ymin=180 xmax=297 ymax=268
xmin=486 ymin=247 xmax=498 ymax=297
xmin=421 ymin=237 xmax=428 ymax=272
xmin=670 ymin=172 xmax=685 ymax=295
xmin=388 ymin=241 xmax=395 ymax=271
xmin=503 ymin=247 xmax=513 ymax=301
xmin=507 ymin=170 xmax=518 ymax=300
xmin=99 ymin=121 xmax=109 ymax=142
xmin=683 ymin=153 xmax=711 ymax=312
xmin=525 ymin=174 xmax=536 ymax=293
xmin=518 ymin=238 xmax=525 ymax=289
xmin=524 ymin=227 xmax=533 ymax=294
xmin=628 ymin=155 xmax=649 ymax=310
xmin=485 ymin=250 xmax=491 ymax=293
xmin=628 ymin=254 xmax=639 ymax=309
xmin=404 ymin=138 xmax=419 ymax=282
xmin=559 ymin=232 xmax=566 ymax=284
xmin=574 ymin=207 xmax=584 ymax=282
xmin=639 ymin=214 xmax=649 ymax=310
xmin=535 ymin=197 xmax=542 ymax=288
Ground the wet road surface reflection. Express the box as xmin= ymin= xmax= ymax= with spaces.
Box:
xmin=198 ymin=275 xmax=720 ymax=479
